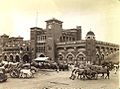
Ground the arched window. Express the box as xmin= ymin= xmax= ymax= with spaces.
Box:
xmin=23 ymin=54 xmax=30 ymax=63
xmin=76 ymin=52 xmax=86 ymax=62
xmin=9 ymin=55 xmax=14 ymax=62
xmin=4 ymin=55 xmax=7 ymax=61
xmin=66 ymin=53 xmax=75 ymax=62
xmin=15 ymin=55 xmax=20 ymax=62
xmin=60 ymin=37 xmax=62 ymax=42
xmin=101 ymin=54 xmax=104 ymax=60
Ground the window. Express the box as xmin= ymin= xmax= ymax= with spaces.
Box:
xmin=47 ymin=45 xmax=52 ymax=50
xmin=63 ymin=36 xmax=65 ymax=42
xmin=72 ymin=38 xmax=75 ymax=41
xmin=60 ymin=37 xmax=62 ymax=42
xmin=87 ymin=37 xmax=90 ymax=39
xmin=66 ymin=37 xmax=68 ymax=41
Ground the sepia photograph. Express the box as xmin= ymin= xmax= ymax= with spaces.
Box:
xmin=0 ymin=0 xmax=120 ymax=89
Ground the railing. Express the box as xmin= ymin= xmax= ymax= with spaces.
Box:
xmin=56 ymin=40 xmax=85 ymax=45
xmin=96 ymin=40 xmax=119 ymax=47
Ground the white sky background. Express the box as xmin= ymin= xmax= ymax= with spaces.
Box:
xmin=0 ymin=0 xmax=120 ymax=44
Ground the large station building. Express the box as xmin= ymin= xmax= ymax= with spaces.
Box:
xmin=30 ymin=18 xmax=119 ymax=64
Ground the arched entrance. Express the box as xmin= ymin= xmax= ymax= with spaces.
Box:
xmin=15 ymin=55 xmax=20 ymax=62
xmin=39 ymin=53 xmax=45 ymax=57
xmin=76 ymin=54 xmax=85 ymax=61
xmin=23 ymin=54 xmax=30 ymax=63
xmin=65 ymin=53 xmax=75 ymax=63
xmin=76 ymin=52 xmax=86 ymax=64
xmin=9 ymin=55 xmax=14 ymax=62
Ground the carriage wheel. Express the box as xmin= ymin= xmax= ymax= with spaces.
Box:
xmin=90 ymin=72 xmax=98 ymax=80
xmin=85 ymin=74 xmax=93 ymax=80
xmin=31 ymin=69 xmax=36 ymax=74
xmin=10 ymin=69 xmax=19 ymax=78
xmin=31 ymin=67 xmax=38 ymax=73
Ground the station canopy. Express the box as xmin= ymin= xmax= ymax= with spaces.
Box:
xmin=34 ymin=57 xmax=49 ymax=62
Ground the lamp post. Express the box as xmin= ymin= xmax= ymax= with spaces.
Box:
xmin=20 ymin=49 xmax=23 ymax=63
xmin=29 ymin=49 xmax=33 ymax=69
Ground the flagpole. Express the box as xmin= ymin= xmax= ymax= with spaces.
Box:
xmin=35 ymin=10 xmax=38 ymax=27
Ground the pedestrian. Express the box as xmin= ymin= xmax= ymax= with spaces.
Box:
xmin=105 ymin=67 xmax=110 ymax=79
xmin=114 ymin=64 xmax=119 ymax=74
xmin=69 ymin=68 xmax=76 ymax=80
xmin=56 ymin=65 xmax=59 ymax=73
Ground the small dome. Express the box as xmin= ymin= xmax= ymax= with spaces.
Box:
xmin=1 ymin=34 xmax=9 ymax=37
xmin=86 ymin=31 xmax=95 ymax=36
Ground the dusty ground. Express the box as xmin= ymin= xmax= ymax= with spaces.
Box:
xmin=0 ymin=69 xmax=119 ymax=89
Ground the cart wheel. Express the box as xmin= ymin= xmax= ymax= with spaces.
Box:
xmin=86 ymin=74 xmax=93 ymax=80
xmin=10 ymin=70 xmax=19 ymax=78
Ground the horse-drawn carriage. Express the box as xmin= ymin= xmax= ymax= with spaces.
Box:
xmin=9 ymin=63 xmax=38 ymax=78
xmin=0 ymin=61 xmax=37 ymax=79
xmin=70 ymin=64 xmax=110 ymax=80
xmin=31 ymin=57 xmax=69 ymax=71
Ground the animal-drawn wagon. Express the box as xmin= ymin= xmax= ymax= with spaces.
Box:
xmin=9 ymin=63 xmax=37 ymax=78
xmin=70 ymin=64 xmax=110 ymax=80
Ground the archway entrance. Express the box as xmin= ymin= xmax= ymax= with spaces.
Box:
xmin=15 ymin=55 xmax=20 ymax=62
xmin=76 ymin=53 xmax=86 ymax=65
xmin=9 ymin=55 xmax=14 ymax=62
xmin=39 ymin=54 xmax=45 ymax=57
xmin=76 ymin=54 xmax=85 ymax=61
xmin=23 ymin=54 xmax=30 ymax=63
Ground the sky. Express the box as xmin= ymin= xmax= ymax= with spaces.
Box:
xmin=0 ymin=0 xmax=120 ymax=44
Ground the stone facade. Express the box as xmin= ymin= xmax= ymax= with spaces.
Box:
xmin=0 ymin=34 xmax=30 ymax=63
xmin=30 ymin=18 xmax=119 ymax=64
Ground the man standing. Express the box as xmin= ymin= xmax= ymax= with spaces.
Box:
xmin=105 ymin=67 xmax=110 ymax=79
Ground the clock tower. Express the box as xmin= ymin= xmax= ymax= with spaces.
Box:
xmin=86 ymin=31 xmax=96 ymax=64
xmin=45 ymin=18 xmax=63 ymax=62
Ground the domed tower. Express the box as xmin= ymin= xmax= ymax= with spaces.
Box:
xmin=86 ymin=31 xmax=96 ymax=64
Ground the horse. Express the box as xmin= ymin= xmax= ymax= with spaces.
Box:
xmin=75 ymin=68 xmax=85 ymax=80
xmin=83 ymin=67 xmax=98 ymax=80
xmin=19 ymin=69 xmax=34 ymax=78
xmin=50 ymin=62 xmax=59 ymax=71
xmin=69 ymin=68 xmax=77 ymax=80
xmin=58 ymin=63 xmax=69 ymax=71
xmin=95 ymin=66 xmax=110 ymax=79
